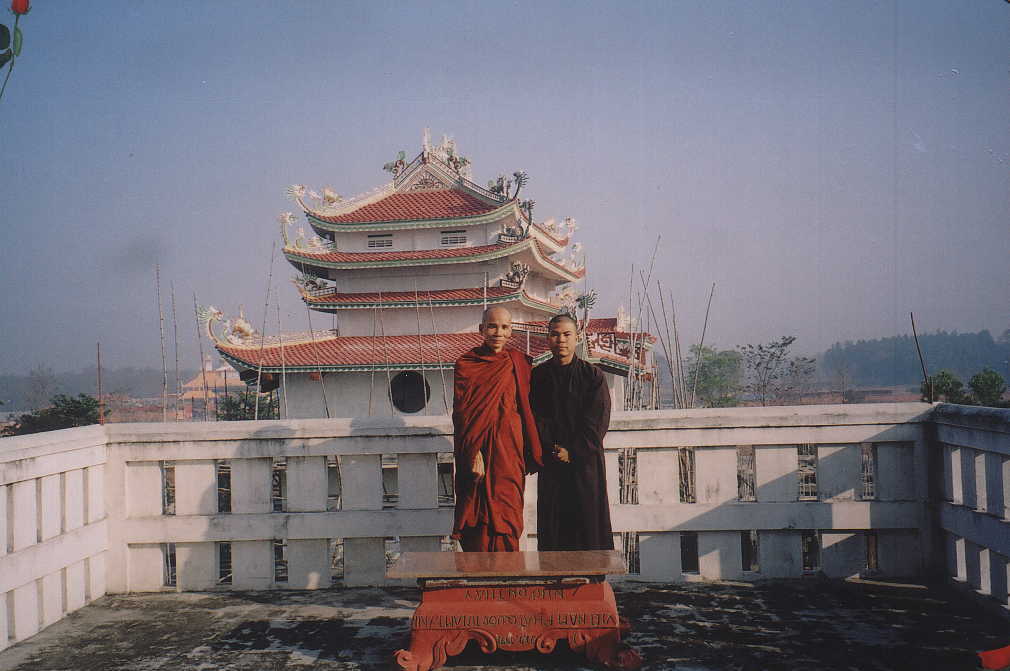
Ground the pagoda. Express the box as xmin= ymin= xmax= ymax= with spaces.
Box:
xmin=204 ymin=132 xmax=656 ymax=418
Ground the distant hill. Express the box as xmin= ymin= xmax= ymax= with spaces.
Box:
xmin=0 ymin=366 xmax=199 ymax=412
xmin=820 ymin=329 xmax=1010 ymax=387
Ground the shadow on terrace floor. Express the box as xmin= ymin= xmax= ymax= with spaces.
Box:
xmin=0 ymin=579 xmax=1004 ymax=671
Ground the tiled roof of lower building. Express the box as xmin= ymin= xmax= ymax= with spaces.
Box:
xmin=215 ymin=330 xmax=644 ymax=374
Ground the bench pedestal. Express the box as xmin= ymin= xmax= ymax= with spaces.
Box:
xmin=388 ymin=551 xmax=642 ymax=671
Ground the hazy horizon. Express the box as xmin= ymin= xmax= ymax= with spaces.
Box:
xmin=2 ymin=1 xmax=1007 ymax=379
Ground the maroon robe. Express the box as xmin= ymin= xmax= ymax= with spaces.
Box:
xmin=451 ymin=346 xmax=543 ymax=551
xmin=531 ymin=355 xmax=614 ymax=551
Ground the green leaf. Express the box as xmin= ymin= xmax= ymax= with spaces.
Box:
xmin=0 ymin=50 xmax=10 ymax=69
xmin=0 ymin=24 xmax=10 ymax=51
xmin=13 ymin=26 xmax=22 ymax=57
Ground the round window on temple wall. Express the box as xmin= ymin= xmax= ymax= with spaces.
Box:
xmin=390 ymin=371 xmax=430 ymax=413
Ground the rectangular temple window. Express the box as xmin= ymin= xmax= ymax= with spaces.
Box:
xmin=273 ymin=539 xmax=288 ymax=583
xmin=382 ymin=455 xmax=399 ymax=508
xmin=367 ymin=234 xmax=393 ymax=248
xmin=797 ymin=445 xmax=818 ymax=500
xmin=271 ymin=459 xmax=287 ymax=512
xmin=737 ymin=446 xmax=756 ymax=502
xmin=216 ymin=460 xmax=231 ymax=513
xmin=679 ymin=448 xmax=696 ymax=504
xmin=329 ymin=538 xmax=344 ymax=579
xmin=622 ymin=532 xmax=640 ymax=575
xmin=801 ymin=531 xmax=820 ymax=571
xmin=163 ymin=543 xmax=177 ymax=587
xmin=326 ymin=456 xmax=342 ymax=511
xmin=618 ymin=448 xmax=639 ymax=505
xmin=385 ymin=537 xmax=401 ymax=569
xmin=217 ymin=541 xmax=232 ymax=585
xmin=865 ymin=532 xmax=879 ymax=573
xmin=437 ymin=457 xmax=454 ymax=507
xmin=161 ymin=461 xmax=176 ymax=516
xmin=440 ymin=230 xmax=467 ymax=246
xmin=741 ymin=531 xmax=759 ymax=572
xmin=860 ymin=444 xmax=877 ymax=500
xmin=680 ymin=531 xmax=699 ymax=573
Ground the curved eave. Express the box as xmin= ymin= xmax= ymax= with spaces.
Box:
xmin=529 ymin=223 xmax=569 ymax=253
xmin=304 ymin=200 xmax=516 ymax=234
xmin=303 ymin=290 xmax=560 ymax=314
xmin=529 ymin=240 xmax=584 ymax=282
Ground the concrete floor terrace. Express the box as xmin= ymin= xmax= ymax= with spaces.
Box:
xmin=0 ymin=578 xmax=1004 ymax=671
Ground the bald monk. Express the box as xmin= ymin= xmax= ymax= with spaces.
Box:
xmin=451 ymin=306 xmax=543 ymax=552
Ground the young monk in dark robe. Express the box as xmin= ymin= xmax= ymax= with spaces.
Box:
xmin=531 ymin=313 xmax=614 ymax=551
xmin=451 ymin=306 xmax=543 ymax=552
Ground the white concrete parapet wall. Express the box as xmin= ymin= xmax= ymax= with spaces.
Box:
xmin=0 ymin=426 xmax=109 ymax=652
xmin=934 ymin=404 xmax=1010 ymax=612
xmin=3 ymin=401 xmax=962 ymax=650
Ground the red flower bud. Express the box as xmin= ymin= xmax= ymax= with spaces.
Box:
xmin=11 ymin=0 xmax=30 ymax=15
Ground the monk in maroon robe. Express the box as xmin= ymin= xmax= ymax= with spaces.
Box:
xmin=451 ymin=306 xmax=543 ymax=551
xmin=532 ymin=314 xmax=614 ymax=551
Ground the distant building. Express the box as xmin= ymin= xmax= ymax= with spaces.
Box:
xmin=178 ymin=357 xmax=243 ymax=420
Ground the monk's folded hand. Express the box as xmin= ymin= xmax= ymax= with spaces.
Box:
xmin=554 ymin=445 xmax=571 ymax=464
xmin=472 ymin=451 xmax=486 ymax=479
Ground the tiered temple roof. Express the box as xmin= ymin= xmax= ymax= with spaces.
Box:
xmin=209 ymin=132 xmax=655 ymax=405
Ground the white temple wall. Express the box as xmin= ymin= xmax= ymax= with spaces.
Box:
xmin=282 ymin=371 xmax=453 ymax=420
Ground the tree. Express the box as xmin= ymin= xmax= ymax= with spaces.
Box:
xmin=686 ymin=345 xmax=742 ymax=407
xmin=216 ymin=390 xmax=278 ymax=421
xmin=2 ymin=393 xmax=103 ymax=437
xmin=739 ymin=336 xmax=815 ymax=406
xmin=921 ymin=370 xmax=965 ymax=403
xmin=25 ymin=363 xmax=57 ymax=411
xmin=968 ymin=368 xmax=1007 ymax=407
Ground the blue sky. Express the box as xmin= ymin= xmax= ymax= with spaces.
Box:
xmin=1 ymin=1 xmax=1007 ymax=376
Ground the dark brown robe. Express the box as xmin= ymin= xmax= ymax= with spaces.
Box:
xmin=451 ymin=346 xmax=542 ymax=551
xmin=531 ymin=355 xmax=614 ymax=551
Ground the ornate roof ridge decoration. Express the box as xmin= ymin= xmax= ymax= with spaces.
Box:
xmin=198 ymin=304 xmax=338 ymax=349
xmin=288 ymin=182 xmax=395 ymax=220
xmin=531 ymin=239 xmax=585 ymax=281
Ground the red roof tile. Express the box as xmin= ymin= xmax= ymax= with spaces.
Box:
xmin=312 ymin=189 xmax=497 ymax=224
xmin=287 ymin=241 xmax=512 ymax=264
xmin=217 ymin=332 xmax=551 ymax=370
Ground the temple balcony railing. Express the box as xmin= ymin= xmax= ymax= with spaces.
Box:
xmin=3 ymin=402 xmax=1009 ymax=652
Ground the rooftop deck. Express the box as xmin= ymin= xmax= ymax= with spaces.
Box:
xmin=0 ymin=579 xmax=1002 ymax=670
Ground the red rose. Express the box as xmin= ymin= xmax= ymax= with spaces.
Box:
xmin=11 ymin=0 xmax=30 ymax=15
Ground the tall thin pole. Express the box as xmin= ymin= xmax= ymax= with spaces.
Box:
xmin=299 ymin=263 xmax=330 ymax=418
xmin=254 ymin=241 xmax=277 ymax=421
xmin=368 ymin=305 xmax=378 ymax=416
xmin=170 ymin=282 xmax=181 ymax=420
xmin=911 ymin=312 xmax=932 ymax=403
xmin=193 ymin=293 xmax=211 ymax=421
xmin=277 ymin=299 xmax=288 ymax=419
xmin=156 ymin=265 xmax=168 ymax=422
xmin=377 ymin=291 xmax=394 ymax=415
xmin=690 ymin=283 xmax=716 ymax=408
xmin=414 ymin=282 xmax=430 ymax=415
xmin=428 ymin=291 xmax=450 ymax=413
xmin=670 ymin=291 xmax=686 ymax=408
xmin=96 ymin=342 xmax=104 ymax=425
